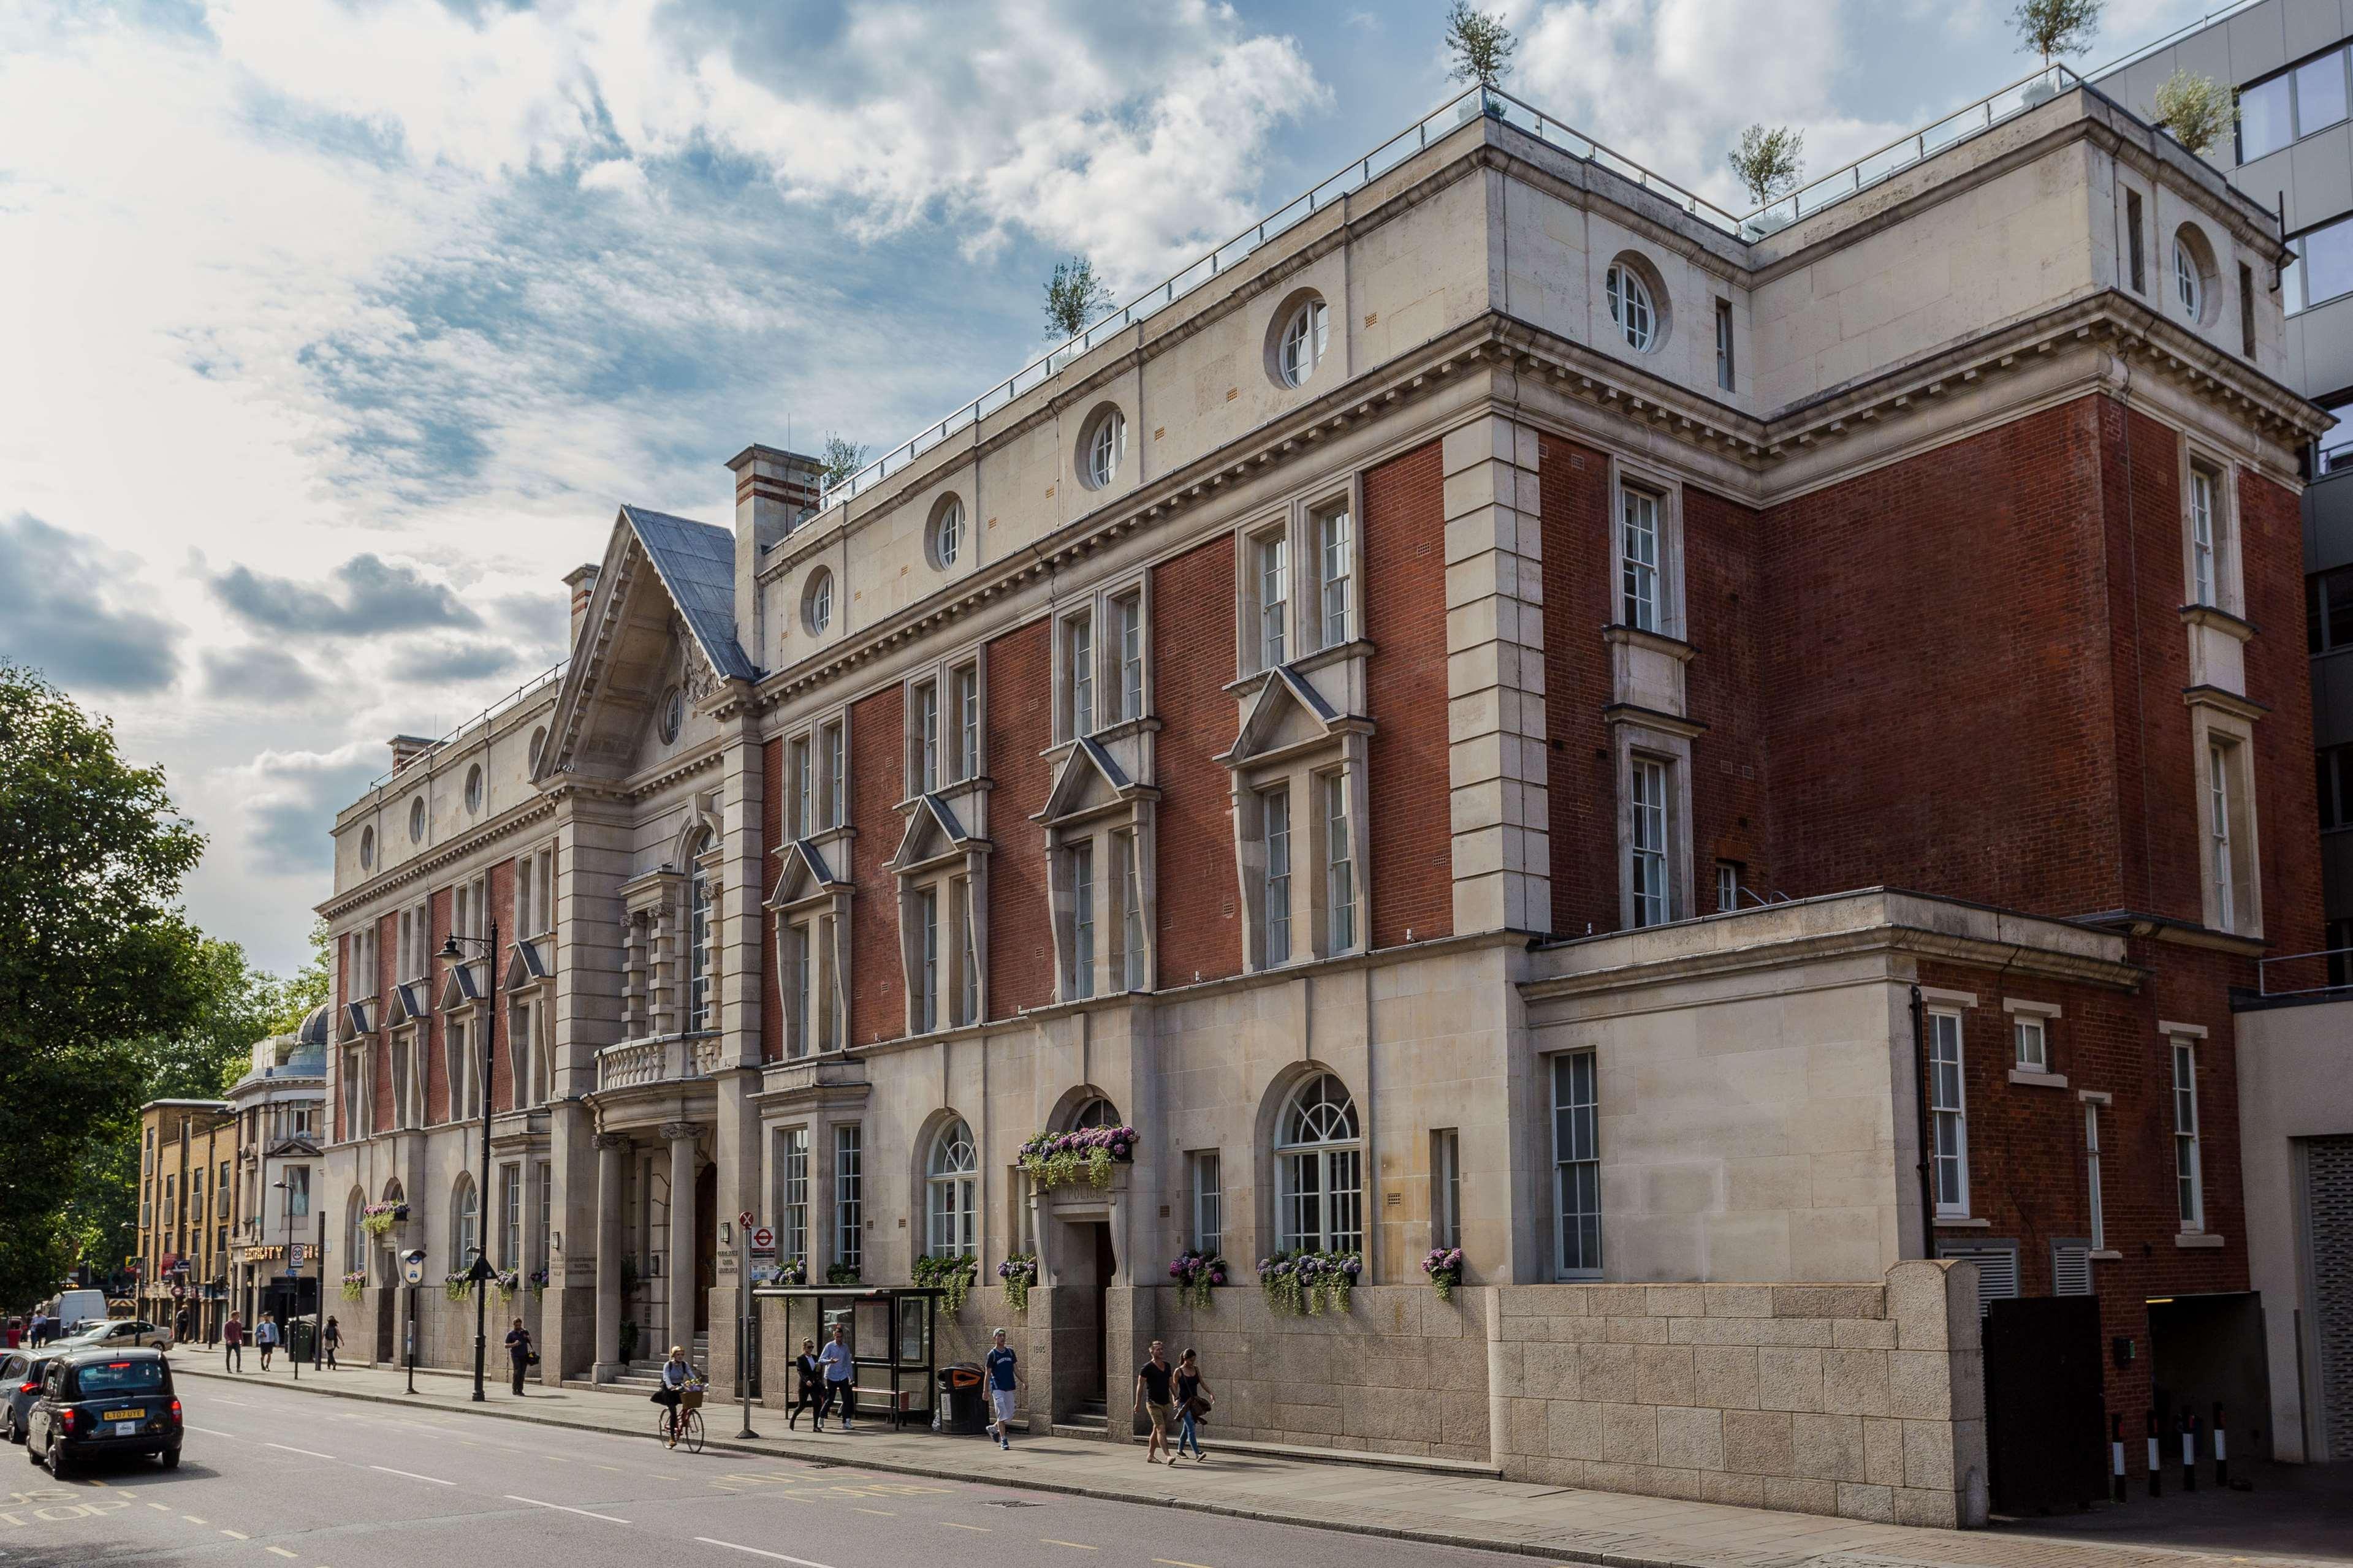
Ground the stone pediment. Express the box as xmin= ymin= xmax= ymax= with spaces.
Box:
xmin=1218 ymin=665 xmax=1362 ymax=769
xmin=767 ymin=839 xmax=850 ymax=910
xmin=387 ymin=982 xmax=430 ymax=1028
xmin=504 ymin=940 xmax=552 ymax=991
xmin=538 ymin=506 xmax=753 ymax=786
xmin=889 ymin=793 xmax=983 ymax=872
xmin=1034 ymin=738 xmax=1150 ymax=827
xmin=438 ymin=961 xmax=485 ymax=1012
xmin=340 ymin=1001 xmax=374 ymax=1042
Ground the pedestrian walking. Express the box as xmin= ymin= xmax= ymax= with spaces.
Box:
xmin=175 ymin=1309 xmax=191 ymax=1346
xmin=816 ymin=1322 xmax=855 ymax=1431
xmin=322 ymin=1317 xmax=341 ymax=1370
xmin=222 ymin=1312 xmax=244 ymax=1372
xmin=504 ymin=1319 xmax=532 ymax=1395
xmin=1132 ymin=1339 xmax=1174 ymax=1465
xmin=1170 ymin=1347 xmax=1211 ymax=1463
xmin=983 ymin=1328 xmax=1019 ymax=1450
xmin=786 ymin=1339 xmax=823 ymax=1431
xmin=256 ymin=1313 xmax=279 ymax=1370
xmin=26 ymin=1312 xmax=44 ymax=1349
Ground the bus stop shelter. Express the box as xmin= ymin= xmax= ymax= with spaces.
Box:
xmin=750 ymin=1285 xmax=947 ymax=1431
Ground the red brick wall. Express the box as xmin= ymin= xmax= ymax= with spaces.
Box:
xmin=1363 ymin=441 xmax=1454 ymax=946
xmin=986 ymin=619 xmax=1054 ymax=1017
xmin=761 ymin=737 xmax=784 ymax=1062
xmin=1152 ymin=535 xmax=1242 ymax=985
xmin=371 ymin=913 xmax=394 ymax=1128
xmin=488 ymin=858 xmax=515 ymax=1112
xmin=1538 ymin=433 xmax=1617 ymax=936
xmin=848 ymin=686 xmax=905 ymax=1044
xmin=1760 ymin=398 xmax=2125 ymax=915
xmin=1684 ymin=486 xmax=1773 ymax=911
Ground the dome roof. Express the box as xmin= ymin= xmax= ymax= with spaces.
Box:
xmin=297 ymin=1001 xmax=333 ymax=1049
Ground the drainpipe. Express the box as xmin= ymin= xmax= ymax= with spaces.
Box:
xmin=1909 ymin=985 xmax=1936 ymax=1258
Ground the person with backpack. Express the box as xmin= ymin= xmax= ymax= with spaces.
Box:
xmin=322 ymin=1316 xmax=342 ymax=1370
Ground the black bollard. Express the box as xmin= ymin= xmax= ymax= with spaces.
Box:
xmin=2181 ymin=1412 xmax=2198 ymax=1493
xmin=2110 ymin=1412 xmax=2127 ymax=1503
xmin=2212 ymin=1403 xmax=2228 ymax=1488
xmin=2147 ymin=1411 xmax=2163 ymax=1498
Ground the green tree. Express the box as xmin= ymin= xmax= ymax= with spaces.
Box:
xmin=1443 ymin=0 xmax=1516 ymax=89
xmin=262 ymin=919 xmax=331 ymax=1037
xmin=2152 ymin=69 xmax=2237 ymax=157
xmin=1043 ymin=256 xmax=1115 ymax=341
xmin=818 ymin=433 xmax=866 ymax=489
xmin=1728 ymin=124 xmax=1806 ymax=206
xmin=0 ymin=664 xmax=208 ymax=1306
xmin=2010 ymin=0 xmax=2101 ymax=67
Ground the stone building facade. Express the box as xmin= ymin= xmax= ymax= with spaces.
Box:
xmin=310 ymin=66 xmax=2327 ymax=1524
xmin=133 ymin=1098 xmax=235 ymax=1341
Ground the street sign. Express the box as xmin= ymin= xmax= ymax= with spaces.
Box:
xmin=750 ymin=1227 xmax=775 ymax=1256
xmin=400 ymin=1253 xmax=426 ymax=1287
xmin=738 ymin=1210 xmax=755 ymax=1230
xmin=288 ymin=1243 xmax=306 ymax=1270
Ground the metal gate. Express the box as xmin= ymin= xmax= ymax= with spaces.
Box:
xmin=2308 ymin=1135 xmax=2353 ymax=1461
xmin=1983 ymin=1293 xmax=2106 ymax=1515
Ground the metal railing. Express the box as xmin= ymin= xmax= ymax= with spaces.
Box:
xmin=366 ymin=659 xmax=569 ymax=793
xmin=2257 ymin=945 xmax=2353 ymax=998
xmin=815 ymin=64 xmax=2090 ymax=514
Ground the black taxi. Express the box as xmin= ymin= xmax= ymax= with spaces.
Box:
xmin=24 ymin=1346 xmax=181 ymax=1477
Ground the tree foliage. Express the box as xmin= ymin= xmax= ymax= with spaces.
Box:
xmin=1443 ymin=0 xmax=1516 ymax=89
xmin=2153 ymin=69 xmax=2237 ymax=157
xmin=0 ymin=664 xmax=210 ymax=1305
xmin=1043 ymin=256 xmax=1116 ymax=341
xmin=263 ymin=920 xmax=332 ymax=1037
xmin=818 ymin=433 xmax=866 ymax=489
xmin=2010 ymin=0 xmax=2101 ymax=66
xmin=1728 ymin=124 xmax=1806 ymax=207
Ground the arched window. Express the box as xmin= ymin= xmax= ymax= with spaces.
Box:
xmin=1278 ymin=297 xmax=1328 ymax=386
xmin=1606 ymin=262 xmax=1657 ymax=352
xmin=452 ymin=1175 xmax=479 ymax=1268
xmin=932 ymin=496 xmax=964 ymax=568
xmin=804 ymin=569 xmax=834 ymax=635
xmin=1275 ymin=1074 xmax=1363 ymax=1255
xmin=2175 ymin=233 xmax=2205 ymax=322
xmin=1070 ymin=1096 xmax=1120 ymax=1131
xmin=688 ymin=828 xmax=715 ymax=1032
xmin=346 ymin=1190 xmax=368 ymax=1282
xmin=1082 ymin=408 xmax=1126 ymax=490
xmin=926 ymin=1118 xmax=977 ymax=1259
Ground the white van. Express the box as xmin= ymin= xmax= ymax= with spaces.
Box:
xmin=45 ymin=1290 xmax=107 ymax=1333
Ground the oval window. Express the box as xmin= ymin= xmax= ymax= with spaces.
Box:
xmin=1278 ymin=297 xmax=1328 ymax=387
xmin=931 ymin=496 xmax=964 ymax=569
xmin=463 ymin=763 xmax=483 ymax=814
xmin=359 ymin=825 xmax=376 ymax=871
xmin=407 ymin=796 xmax=425 ymax=843
xmin=1606 ymin=261 xmax=1659 ymax=352
xmin=528 ymin=725 xmax=547 ymax=773
xmin=2173 ymin=227 xmax=2212 ymax=324
xmin=803 ymin=569 xmax=834 ymax=635
xmin=658 ymin=685 xmax=684 ymax=745
xmin=1081 ymin=407 xmax=1126 ymax=490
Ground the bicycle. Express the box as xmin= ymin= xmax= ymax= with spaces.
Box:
xmin=654 ymin=1385 xmax=706 ymax=1453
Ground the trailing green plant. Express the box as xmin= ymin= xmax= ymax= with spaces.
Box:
xmin=443 ymin=1272 xmax=473 ymax=1303
xmin=773 ymin=1256 xmax=808 ymax=1287
xmin=1422 ymin=1246 xmax=1465 ymax=1303
xmin=340 ymin=1271 xmax=367 ymax=1301
xmin=360 ymin=1202 xmax=407 ymax=1237
xmin=824 ymin=1261 xmax=861 ymax=1285
xmin=1256 ymin=1249 xmax=1361 ymax=1316
xmin=1168 ymin=1248 xmax=1228 ymax=1311
xmin=997 ymin=1253 xmax=1038 ymax=1314
xmin=528 ymin=1268 xmax=547 ymax=1297
xmin=912 ymin=1252 xmax=979 ymax=1315
xmin=1016 ymin=1125 xmax=1137 ymax=1191
xmin=496 ymin=1270 xmax=519 ymax=1303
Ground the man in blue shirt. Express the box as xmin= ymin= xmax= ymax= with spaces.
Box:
xmin=984 ymin=1328 xmax=1019 ymax=1450
xmin=816 ymin=1322 xmax=855 ymax=1431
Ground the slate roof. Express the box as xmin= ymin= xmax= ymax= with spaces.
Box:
xmin=621 ymin=505 xmax=755 ymax=681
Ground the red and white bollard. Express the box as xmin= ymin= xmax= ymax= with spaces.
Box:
xmin=2110 ymin=1413 xmax=2127 ymax=1504
xmin=2146 ymin=1411 xmax=2162 ymax=1498
xmin=2181 ymin=1412 xmax=2199 ymax=1493
xmin=2212 ymin=1403 xmax=2228 ymax=1488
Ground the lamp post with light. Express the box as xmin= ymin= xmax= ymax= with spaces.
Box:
xmin=438 ymin=920 xmax=501 ymax=1402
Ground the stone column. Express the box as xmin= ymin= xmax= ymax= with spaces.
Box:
xmin=664 ymin=1123 xmax=700 ymax=1355
xmin=1442 ymin=413 xmax=1548 ymax=936
xmin=591 ymin=1132 xmax=627 ymax=1381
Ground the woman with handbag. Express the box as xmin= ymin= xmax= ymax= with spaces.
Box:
xmin=505 ymin=1318 xmax=534 ymax=1396
xmin=1170 ymin=1347 xmax=1212 ymax=1464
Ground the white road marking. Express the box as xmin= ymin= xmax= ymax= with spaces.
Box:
xmin=221 ymin=1529 xmax=249 ymax=1539
xmin=506 ymin=1494 xmax=630 ymax=1524
xmin=149 ymin=1502 xmax=172 ymax=1511
xmin=265 ymin=1443 xmax=336 ymax=1460
xmin=183 ymin=1515 xmax=207 ymax=1523
xmin=267 ymin=1548 xmax=298 ymax=1559
xmin=370 ymin=1466 xmax=453 ymax=1486
xmin=186 ymin=1425 xmax=237 ymax=1437
xmin=693 ymin=1539 xmax=836 ymax=1568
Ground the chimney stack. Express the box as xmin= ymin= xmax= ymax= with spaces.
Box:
xmin=389 ymin=735 xmax=435 ymax=773
xmin=726 ymin=444 xmax=824 ymax=672
xmin=563 ymin=562 xmax=601 ymax=653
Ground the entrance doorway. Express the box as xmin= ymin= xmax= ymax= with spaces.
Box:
xmin=1057 ymin=1221 xmax=1115 ymax=1420
xmin=694 ymin=1163 xmax=717 ymax=1333
xmin=374 ymin=1271 xmax=395 ymax=1362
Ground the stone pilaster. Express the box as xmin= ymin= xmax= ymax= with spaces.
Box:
xmin=663 ymin=1123 xmax=700 ymax=1358
xmin=1442 ymin=414 xmax=1549 ymax=935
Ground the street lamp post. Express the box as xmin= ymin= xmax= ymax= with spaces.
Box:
xmin=439 ymin=921 xmax=500 ymax=1403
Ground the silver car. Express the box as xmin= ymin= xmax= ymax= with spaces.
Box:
xmin=54 ymin=1320 xmax=171 ymax=1352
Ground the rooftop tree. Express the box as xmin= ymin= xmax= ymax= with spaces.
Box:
xmin=1443 ymin=0 xmax=1517 ymax=89
xmin=1043 ymin=256 xmax=1116 ymax=341
xmin=1728 ymin=124 xmax=1806 ymax=207
xmin=2012 ymin=0 xmax=2102 ymax=67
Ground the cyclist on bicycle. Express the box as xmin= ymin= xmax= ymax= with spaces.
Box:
xmin=652 ymin=1344 xmax=700 ymax=1447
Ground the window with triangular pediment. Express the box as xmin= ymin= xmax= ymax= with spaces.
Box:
xmin=1034 ymin=739 xmax=1157 ymax=1001
xmin=768 ymin=839 xmax=851 ymax=1056
xmin=1217 ymin=666 xmax=1371 ymax=972
xmin=889 ymin=795 xmax=988 ymax=1032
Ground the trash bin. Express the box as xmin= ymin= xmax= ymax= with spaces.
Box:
xmin=287 ymin=1319 xmax=316 ymax=1362
xmin=933 ymin=1363 xmax=987 ymax=1434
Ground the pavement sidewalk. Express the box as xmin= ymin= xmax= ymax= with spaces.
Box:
xmin=169 ymin=1352 xmax=2327 ymax=1568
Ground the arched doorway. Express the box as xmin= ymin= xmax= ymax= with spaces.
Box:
xmin=693 ymin=1162 xmax=717 ymax=1333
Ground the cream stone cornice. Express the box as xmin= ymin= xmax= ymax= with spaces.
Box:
xmin=315 ymin=796 xmax=557 ymax=923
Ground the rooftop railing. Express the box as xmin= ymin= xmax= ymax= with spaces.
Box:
xmin=365 ymin=658 xmax=568 ymax=794
xmin=815 ymin=63 xmax=2089 ymax=514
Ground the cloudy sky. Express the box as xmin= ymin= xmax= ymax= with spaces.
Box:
xmin=1 ymin=0 xmax=2227 ymax=975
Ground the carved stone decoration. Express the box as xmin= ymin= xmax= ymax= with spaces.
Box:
xmin=658 ymin=1121 xmax=701 ymax=1143
xmin=593 ymin=1131 xmax=631 ymax=1151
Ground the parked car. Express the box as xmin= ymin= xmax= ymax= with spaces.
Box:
xmin=0 ymin=1350 xmax=61 ymax=1443
xmin=54 ymin=1320 xmax=169 ymax=1352
xmin=23 ymin=1348 xmax=181 ymax=1477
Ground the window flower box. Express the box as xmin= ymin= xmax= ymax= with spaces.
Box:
xmin=1422 ymin=1246 xmax=1465 ymax=1302
xmin=1168 ymin=1248 xmax=1228 ymax=1310
xmin=340 ymin=1271 xmax=367 ymax=1301
xmin=1017 ymin=1126 xmax=1138 ymax=1192
xmin=998 ymin=1252 xmax=1038 ymax=1313
xmin=1257 ymin=1249 xmax=1360 ymax=1316
xmin=360 ymin=1202 xmax=409 ymax=1236
xmin=913 ymin=1252 xmax=978 ymax=1314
